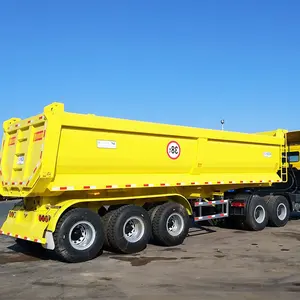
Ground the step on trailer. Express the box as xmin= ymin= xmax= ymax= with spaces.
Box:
xmin=0 ymin=102 xmax=292 ymax=263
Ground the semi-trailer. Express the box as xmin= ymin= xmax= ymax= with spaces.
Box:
xmin=0 ymin=102 xmax=294 ymax=262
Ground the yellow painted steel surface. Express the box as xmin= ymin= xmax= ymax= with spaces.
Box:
xmin=0 ymin=102 xmax=286 ymax=198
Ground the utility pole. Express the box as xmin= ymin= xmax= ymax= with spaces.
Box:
xmin=221 ymin=119 xmax=225 ymax=131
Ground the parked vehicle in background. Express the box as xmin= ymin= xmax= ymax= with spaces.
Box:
xmin=0 ymin=102 xmax=296 ymax=263
xmin=224 ymin=129 xmax=300 ymax=228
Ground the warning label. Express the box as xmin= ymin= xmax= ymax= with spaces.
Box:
xmin=167 ymin=141 xmax=181 ymax=159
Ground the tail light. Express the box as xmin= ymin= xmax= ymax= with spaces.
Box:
xmin=231 ymin=201 xmax=245 ymax=208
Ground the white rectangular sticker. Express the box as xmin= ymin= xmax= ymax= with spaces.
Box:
xmin=17 ymin=155 xmax=25 ymax=165
xmin=97 ymin=140 xmax=117 ymax=149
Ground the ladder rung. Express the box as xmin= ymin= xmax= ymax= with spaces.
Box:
xmin=194 ymin=213 xmax=228 ymax=222
xmin=194 ymin=199 xmax=228 ymax=207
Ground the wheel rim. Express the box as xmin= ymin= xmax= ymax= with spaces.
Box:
xmin=254 ymin=205 xmax=266 ymax=224
xmin=123 ymin=216 xmax=145 ymax=243
xmin=166 ymin=213 xmax=184 ymax=237
xmin=69 ymin=221 xmax=96 ymax=251
xmin=277 ymin=203 xmax=287 ymax=221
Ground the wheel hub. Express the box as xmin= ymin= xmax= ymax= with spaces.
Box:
xmin=123 ymin=217 xmax=145 ymax=243
xmin=69 ymin=221 xmax=96 ymax=251
xmin=166 ymin=213 xmax=184 ymax=237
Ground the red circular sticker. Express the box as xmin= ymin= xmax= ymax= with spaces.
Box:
xmin=167 ymin=141 xmax=181 ymax=159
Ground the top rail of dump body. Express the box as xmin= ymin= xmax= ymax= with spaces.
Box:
xmin=0 ymin=102 xmax=287 ymax=198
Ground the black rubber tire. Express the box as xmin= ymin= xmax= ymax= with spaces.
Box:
xmin=244 ymin=195 xmax=269 ymax=231
xmin=106 ymin=205 xmax=151 ymax=254
xmin=102 ymin=210 xmax=115 ymax=250
xmin=151 ymin=202 xmax=189 ymax=246
xmin=53 ymin=208 xmax=104 ymax=263
xmin=147 ymin=204 xmax=162 ymax=242
xmin=265 ymin=195 xmax=290 ymax=227
xmin=148 ymin=204 xmax=161 ymax=223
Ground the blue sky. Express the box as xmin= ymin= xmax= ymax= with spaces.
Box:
xmin=0 ymin=0 xmax=299 ymax=136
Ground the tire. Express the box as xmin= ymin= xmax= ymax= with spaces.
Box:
xmin=151 ymin=202 xmax=189 ymax=246
xmin=245 ymin=195 xmax=268 ymax=231
xmin=148 ymin=204 xmax=161 ymax=223
xmin=102 ymin=210 xmax=115 ymax=250
xmin=106 ymin=205 xmax=151 ymax=254
xmin=53 ymin=208 xmax=104 ymax=263
xmin=147 ymin=204 xmax=162 ymax=242
xmin=265 ymin=195 xmax=290 ymax=227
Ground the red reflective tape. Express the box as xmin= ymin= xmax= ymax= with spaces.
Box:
xmin=208 ymin=201 xmax=212 ymax=205
xmin=269 ymin=180 xmax=272 ymax=183
xmin=0 ymin=170 xmax=2 ymax=176
xmin=60 ymin=187 xmax=67 ymax=190
xmin=0 ymin=230 xmax=3 ymax=234
xmin=19 ymin=182 xmax=23 ymax=185
xmin=7 ymin=232 xmax=10 ymax=236
xmin=125 ymin=184 xmax=131 ymax=188
xmin=260 ymin=180 xmax=263 ymax=183
xmin=24 ymin=236 xmax=28 ymax=240
xmin=39 ymin=116 xmax=44 ymax=120
xmin=144 ymin=184 xmax=149 ymax=187
xmin=217 ymin=181 xmax=221 ymax=184
xmin=84 ymin=186 xmax=90 ymax=189
xmin=229 ymin=181 xmax=233 ymax=183
xmin=34 ymin=239 xmax=38 ymax=243
xmin=15 ymin=234 xmax=18 ymax=238
xmin=205 ymin=182 xmax=209 ymax=184
xmin=106 ymin=185 xmax=112 ymax=188
xmin=220 ymin=213 xmax=225 ymax=217
xmin=176 ymin=183 xmax=181 ymax=185
xmin=26 ymin=180 xmax=30 ymax=186
xmin=220 ymin=200 xmax=224 ymax=203
xmin=160 ymin=183 xmax=166 ymax=186
xmin=15 ymin=124 xmax=19 ymax=128
xmin=240 ymin=181 xmax=244 ymax=183
xmin=43 ymin=130 xmax=46 ymax=137
xmin=191 ymin=182 xmax=196 ymax=185
xmin=207 ymin=216 xmax=212 ymax=219
xmin=33 ymin=167 xmax=37 ymax=173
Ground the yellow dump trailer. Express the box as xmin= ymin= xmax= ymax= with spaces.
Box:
xmin=0 ymin=103 xmax=289 ymax=262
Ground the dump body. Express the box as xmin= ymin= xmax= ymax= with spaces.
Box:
xmin=0 ymin=102 xmax=286 ymax=198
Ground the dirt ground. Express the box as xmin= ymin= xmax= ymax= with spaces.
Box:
xmin=0 ymin=205 xmax=299 ymax=299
